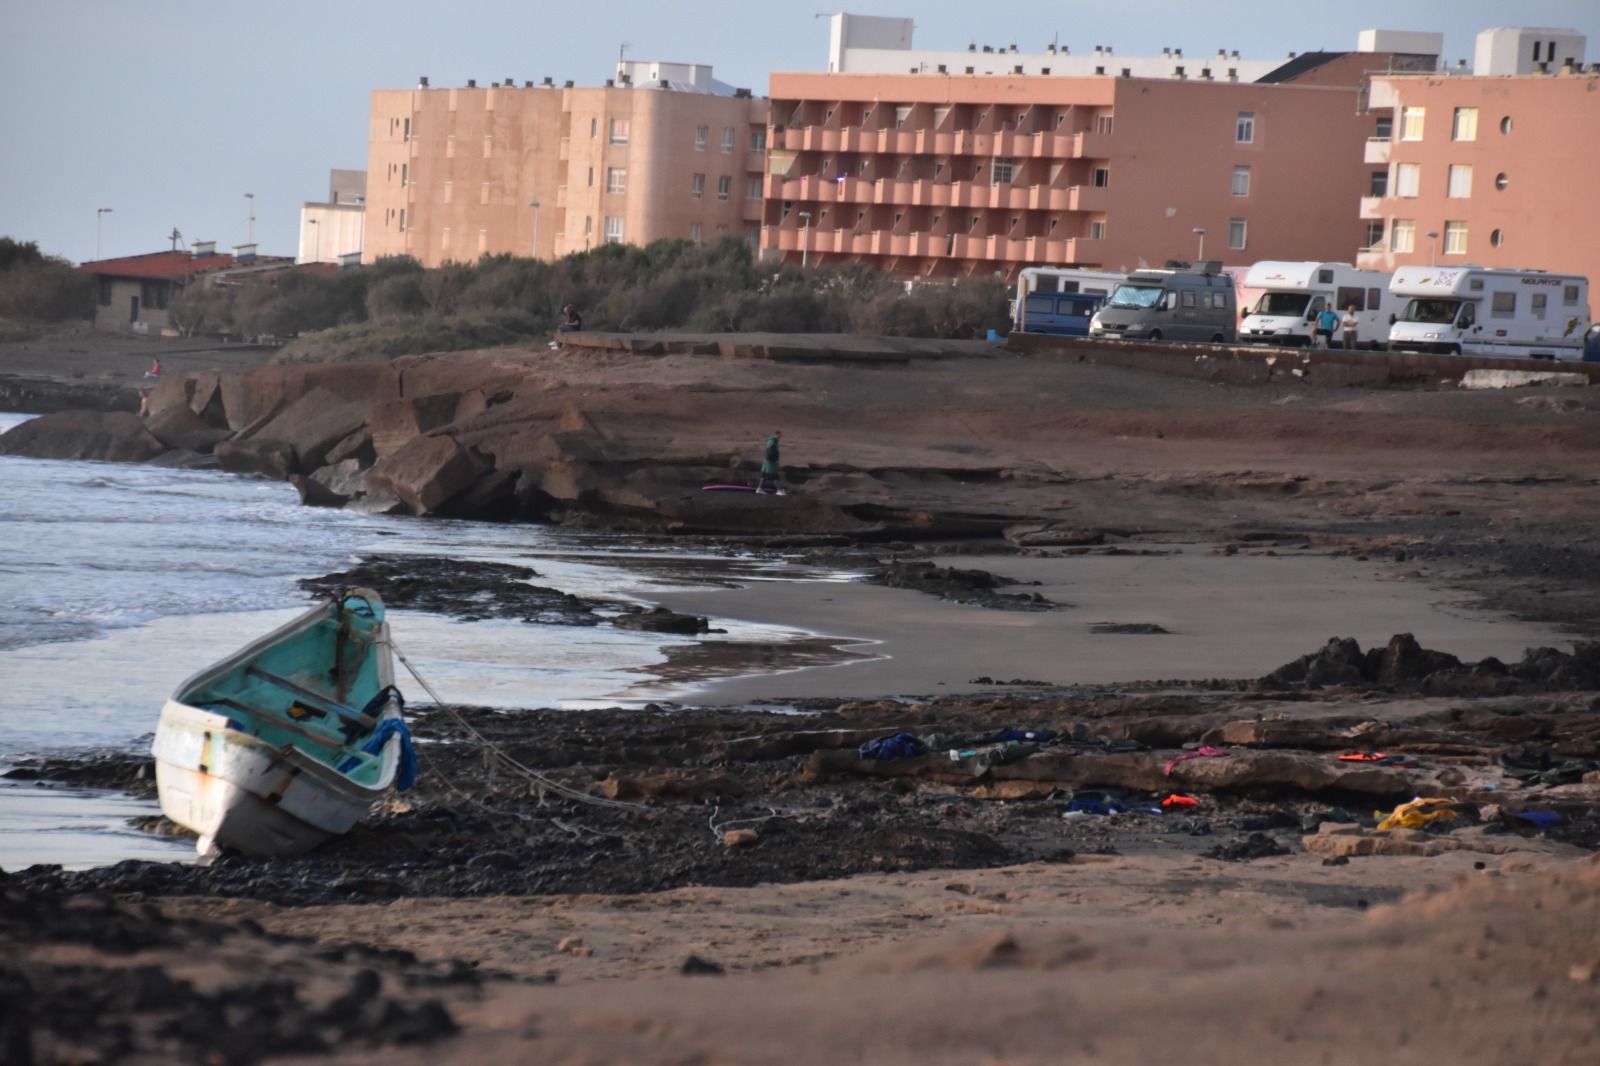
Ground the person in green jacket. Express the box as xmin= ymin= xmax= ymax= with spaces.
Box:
xmin=757 ymin=430 xmax=782 ymax=494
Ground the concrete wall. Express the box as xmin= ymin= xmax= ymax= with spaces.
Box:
xmin=1358 ymin=73 xmax=1600 ymax=319
xmin=298 ymin=203 xmax=364 ymax=264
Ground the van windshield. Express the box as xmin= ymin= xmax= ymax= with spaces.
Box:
xmin=1400 ymin=298 xmax=1463 ymax=324
xmin=1253 ymin=292 xmax=1311 ymax=316
xmin=1106 ymin=284 xmax=1163 ymax=310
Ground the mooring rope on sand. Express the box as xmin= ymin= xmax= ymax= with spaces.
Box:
xmin=388 ymin=637 xmax=648 ymax=814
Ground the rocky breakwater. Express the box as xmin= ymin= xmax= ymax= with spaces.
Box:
xmin=0 ymin=344 xmax=1034 ymax=540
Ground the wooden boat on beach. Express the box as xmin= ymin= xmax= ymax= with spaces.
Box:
xmin=150 ymin=588 xmax=416 ymax=857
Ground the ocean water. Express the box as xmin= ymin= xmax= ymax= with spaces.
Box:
xmin=0 ymin=412 xmax=853 ymax=867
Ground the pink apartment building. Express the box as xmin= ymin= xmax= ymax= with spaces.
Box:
xmin=366 ymin=62 xmax=768 ymax=267
xmin=1358 ymin=27 xmax=1598 ymax=315
xmin=764 ymin=18 xmax=1438 ymax=280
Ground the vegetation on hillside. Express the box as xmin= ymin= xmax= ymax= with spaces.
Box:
xmin=168 ymin=239 xmax=1008 ymax=359
xmin=0 ymin=238 xmax=95 ymax=324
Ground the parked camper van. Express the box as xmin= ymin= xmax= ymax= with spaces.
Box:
xmin=1240 ymin=262 xmax=1392 ymax=348
xmin=1012 ymin=268 xmax=1124 ymax=337
xmin=1089 ymin=266 xmax=1236 ymax=344
xmin=1387 ymin=267 xmax=1590 ymax=360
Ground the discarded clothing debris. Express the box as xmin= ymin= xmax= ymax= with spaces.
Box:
xmin=858 ymin=732 xmax=926 ymax=761
xmin=1164 ymin=746 xmax=1229 ymax=777
xmin=1376 ymin=797 xmax=1478 ymax=832
xmin=1511 ymin=810 xmax=1565 ymax=829
xmin=1337 ymin=752 xmax=1420 ymax=767
xmin=1160 ymin=793 xmax=1200 ymax=810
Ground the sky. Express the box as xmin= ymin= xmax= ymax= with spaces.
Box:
xmin=3 ymin=0 xmax=1598 ymax=265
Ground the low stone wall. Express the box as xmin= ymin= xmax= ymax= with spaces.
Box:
xmin=1008 ymin=333 xmax=1600 ymax=387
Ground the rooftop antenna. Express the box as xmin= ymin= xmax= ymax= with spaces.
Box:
xmin=168 ymin=227 xmax=184 ymax=252
xmin=618 ymin=41 xmax=630 ymax=61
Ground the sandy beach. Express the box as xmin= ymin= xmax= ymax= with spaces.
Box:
xmin=4 ymin=330 xmax=1600 ymax=1064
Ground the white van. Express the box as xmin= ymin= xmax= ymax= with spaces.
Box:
xmin=1239 ymin=262 xmax=1393 ymax=349
xmin=1387 ymin=267 xmax=1590 ymax=360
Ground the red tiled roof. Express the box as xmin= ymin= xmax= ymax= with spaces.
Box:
xmin=78 ymin=250 xmax=238 ymax=281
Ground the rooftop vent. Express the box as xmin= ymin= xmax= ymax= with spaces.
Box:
xmin=1174 ymin=65 xmax=1185 ymax=77
xmin=1095 ymin=65 xmax=1106 ymax=75
xmin=1231 ymin=50 xmax=1239 ymax=59
xmin=968 ymin=42 xmax=976 ymax=52
xmin=982 ymin=45 xmax=993 ymax=53
xmin=1040 ymin=66 xmax=1050 ymax=75
xmin=191 ymin=241 xmax=216 ymax=257
xmin=544 ymin=76 xmax=554 ymax=86
xmin=1218 ymin=49 xmax=1226 ymax=57
xmin=1014 ymin=64 xmax=1024 ymax=74
xmin=965 ymin=66 xmax=974 ymax=74
xmin=418 ymin=75 xmax=429 ymax=88
xmin=1227 ymin=67 xmax=1238 ymax=80
xmin=524 ymin=80 xmax=533 ymax=87
xmin=735 ymin=87 xmax=752 ymax=97
xmin=564 ymin=80 xmax=574 ymax=88
xmin=467 ymin=78 xmax=476 ymax=87
xmin=605 ymin=78 xmax=614 ymax=87
xmin=1120 ymin=67 xmax=1131 ymax=77
xmin=1163 ymin=47 xmax=1171 ymax=57
xmin=937 ymin=63 xmax=947 ymax=73
xmin=232 ymin=243 xmax=257 ymax=260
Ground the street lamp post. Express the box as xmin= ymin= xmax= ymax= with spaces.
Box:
xmin=1426 ymin=230 xmax=1440 ymax=266
xmin=245 ymin=193 xmax=255 ymax=244
xmin=798 ymin=210 xmax=812 ymax=268
xmin=308 ymin=219 xmax=320 ymax=263
xmin=1192 ymin=226 xmax=1206 ymax=263
xmin=529 ymin=200 xmax=541 ymax=259
xmin=95 ymin=207 xmax=113 ymax=260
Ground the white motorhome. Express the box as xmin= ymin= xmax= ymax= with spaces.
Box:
xmin=1387 ymin=267 xmax=1590 ymax=360
xmin=1239 ymin=262 xmax=1393 ymax=348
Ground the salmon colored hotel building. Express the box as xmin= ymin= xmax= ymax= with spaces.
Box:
xmin=764 ymin=16 xmax=1439 ymax=280
xmin=1358 ymin=28 xmax=1598 ymax=316
xmin=366 ymin=61 xmax=767 ymax=267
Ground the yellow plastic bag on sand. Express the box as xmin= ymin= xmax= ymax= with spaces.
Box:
xmin=1377 ymin=797 xmax=1470 ymax=831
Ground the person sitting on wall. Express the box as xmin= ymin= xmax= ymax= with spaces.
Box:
xmin=558 ymin=304 xmax=582 ymax=332
xmin=144 ymin=357 xmax=161 ymax=379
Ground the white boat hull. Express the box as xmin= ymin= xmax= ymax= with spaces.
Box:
xmin=152 ymin=699 xmax=400 ymax=857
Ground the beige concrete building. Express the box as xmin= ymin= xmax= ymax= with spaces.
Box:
xmin=1357 ymin=27 xmax=1598 ymax=316
xmin=299 ymin=170 xmax=366 ymax=265
xmin=365 ymin=62 xmax=767 ymax=266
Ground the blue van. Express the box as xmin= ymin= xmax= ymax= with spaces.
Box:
xmin=1015 ymin=290 xmax=1106 ymax=337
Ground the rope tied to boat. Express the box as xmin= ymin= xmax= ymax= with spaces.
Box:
xmin=386 ymin=637 xmax=649 ymax=814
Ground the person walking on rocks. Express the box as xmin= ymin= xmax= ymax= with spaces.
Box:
xmin=1341 ymin=305 xmax=1360 ymax=350
xmin=756 ymin=430 xmax=783 ymax=495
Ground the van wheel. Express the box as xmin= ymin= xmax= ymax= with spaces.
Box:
xmin=1447 ymin=345 xmax=1461 ymax=355
xmin=1210 ymin=333 xmax=1225 ymax=344
xmin=1148 ymin=330 xmax=1163 ymax=342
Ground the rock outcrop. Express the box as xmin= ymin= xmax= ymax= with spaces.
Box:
xmin=0 ymin=410 xmax=166 ymax=463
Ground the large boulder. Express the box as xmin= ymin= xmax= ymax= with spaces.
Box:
xmin=240 ymin=387 xmax=369 ymax=473
xmin=0 ymin=410 xmax=166 ymax=463
xmin=369 ymin=395 xmax=462 ymax=460
xmin=309 ymin=458 xmax=367 ymax=500
xmin=144 ymin=402 xmax=231 ymax=454
xmin=214 ymin=438 xmax=297 ymax=480
xmin=365 ymin=434 xmax=482 ymax=514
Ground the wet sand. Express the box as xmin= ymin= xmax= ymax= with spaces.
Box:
xmin=649 ymin=543 xmax=1575 ymax=703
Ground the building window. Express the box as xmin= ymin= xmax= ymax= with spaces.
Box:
xmin=1494 ymin=172 xmax=1509 ymax=191
xmin=1452 ymin=107 xmax=1478 ymax=141
xmin=609 ymin=118 xmax=629 ymax=144
xmin=398 ymin=208 xmax=406 ymax=232
xmin=1447 ymin=164 xmax=1472 ymax=198
xmin=690 ymin=222 xmax=702 ymax=243
xmin=1491 ymin=291 xmax=1515 ymax=318
xmin=1363 ymin=221 xmax=1385 ymax=250
xmin=992 ymin=158 xmax=1016 ymax=184
xmin=721 ymin=127 xmax=734 ymax=153
xmin=1391 ymin=218 xmax=1415 ymax=253
xmin=98 ymin=279 xmax=112 ymax=306
xmin=606 ymin=167 xmax=626 ymax=193
xmin=717 ymin=175 xmax=731 ymax=200
xmin=750 ymin=129 xmax=767 ymax=152
xmin=1374 ymin=115 xmax=1392 ymax=140
xmin=1394 ymin=162 xmax=1420 ymax=198
xmin=1499 ymin=115 xmax=1513 ymax=135
xmin=590 ymin=117 xmax=598 ymax=138
xmin=1443 ymin=221 xmax=1468 ymax=255
xmin=1369 ymin=170 xmax=1388 ymax=197
xmin=1227 ymin=218 xmax=1247 ymax=250
xmin=691 ymin=173 xmax=705 ymax=199
xmin=585 ymin=216 xmax=593 ymax=236
xmin=1096 ymin=114 xmax=1114 ymax=134
xmin=746 ymin=176 xmax=763 ymax=200
xmin=403 ymin=117 xmax=410 ymax=141
xmin=400 ymin=163 xmax=408 ymax=186
xmin=1092 ymin=167 xmax=1109 ymax=188
xmin=1088 ymin=220 xmax=1105 ymax=240
xmin=1399 ymin=106 xmax=1425 ymax=141
xmin=587 ymin=166 xmax=594 ymax=187
xmin=1235 ymin=111 xmax=1254 ymax=143
xmin=694 ymin=125 xmax=708 ymax=151
xmin=1563 ymin=285 xmax=1580 ymax=306
xmin=1490 ymin=228 xmax=1503 ymax=247
xmin=603 ymin=216 xmax=623 ymax=243
xmin=1231 ymin=166 xmax=1250 ymax=196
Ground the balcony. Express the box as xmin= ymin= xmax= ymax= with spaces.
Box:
xmin=742 ymin=199 xmax=762 ymax=223
xmin=1364 ymin=137 xmax=1392 ymax=165
xmin=1067 ymin=184 xmax=1107 ymax=212
xmin=817 ymin=128 xmax=842 ymax=152
xmin=780 ymin=128 xmax=802 ymax=151
xmin=1359 ymin=195 xmax=1385 ymax=220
